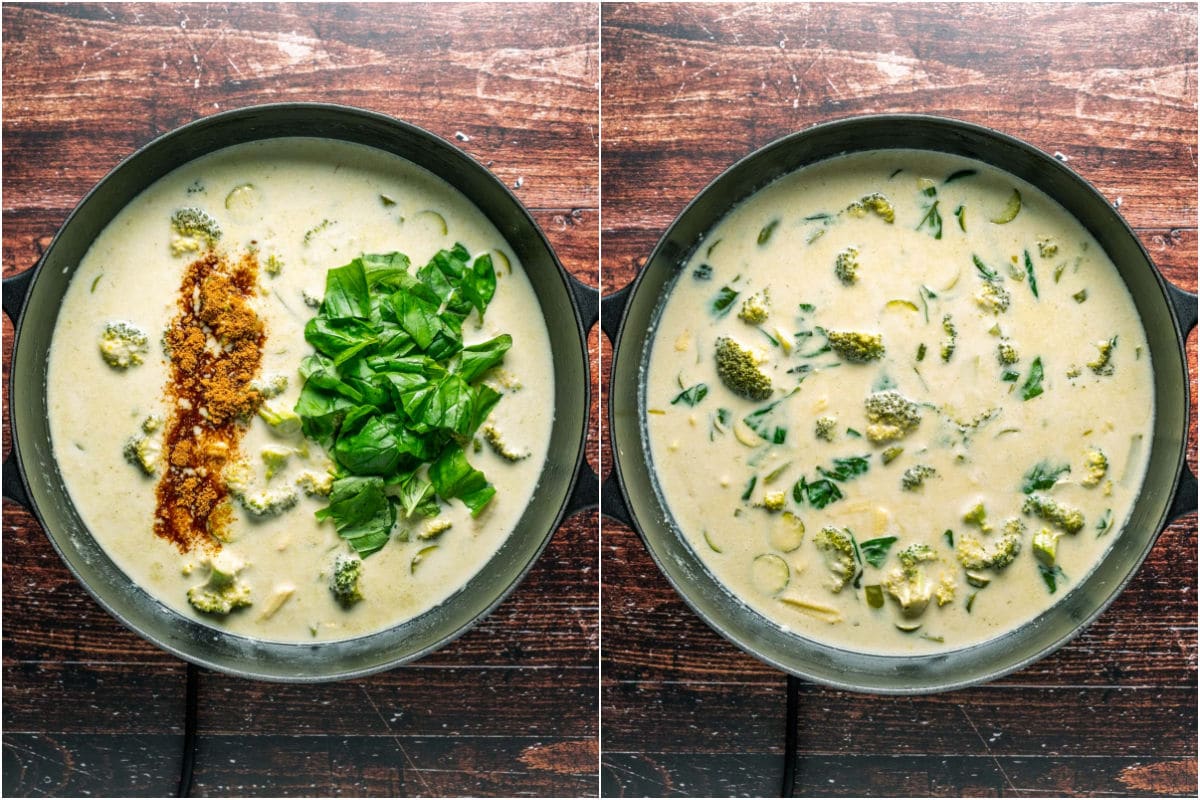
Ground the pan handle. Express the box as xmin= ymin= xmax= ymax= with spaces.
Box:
xmin=1165 ymin=282 xmax=1197 ymax=335
xmin=566 ymin=271 xmax=599 ymax=333
xmin=4 ymin=269 xmax=35 ymax=510
xmin=600 ymin=469 xmax=633 ymax=527
xmin=2 ymin=452 xmax=31 ymax=509
xmin=564 ymin=458 xmax=599 ymax=516
xmin=600 ymin=282 xmax=632 ymax=344
xmin=1168 ymin=463 xmax=1197 ymax=522
xmin=3 ymin=268 xmax=34 ymax=325
xmin=1163 ymin=282 xmax=1197 ymax=521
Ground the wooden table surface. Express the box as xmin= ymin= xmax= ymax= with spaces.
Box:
xmin=2 ymin=3 xmax=598 ymax=797
xmin=600 ymin=3 xmax=1197 ymax=797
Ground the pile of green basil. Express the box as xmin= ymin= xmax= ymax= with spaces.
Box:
xmin=294 ymin=246 xmax=513 ymax=557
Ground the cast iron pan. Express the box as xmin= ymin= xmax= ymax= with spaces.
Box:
xmin=3 ymin=103 xmax=598 ymax=682
xmin=603 ymin=114 xmax=1196 ymax=694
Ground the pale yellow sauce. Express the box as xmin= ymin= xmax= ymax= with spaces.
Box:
xmin=47 ymin=138 xmax=555 ymax=643
xmin=646 ymin=150 xmax=1154 ymax=654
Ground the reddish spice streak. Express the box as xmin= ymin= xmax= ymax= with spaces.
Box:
xmin=154 ymin=250 xmax=265 ymax=552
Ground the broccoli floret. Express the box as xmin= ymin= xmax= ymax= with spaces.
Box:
xmin=1081 ymin=449 xmax=1108 ymax=488
xmin=123 ymin=434 xmax=161 ymax=476
xmin=997 ymin=341 xmax=1019 ymax=365
xmin=301 ymin=289 xmax=323 ymax=309
xmin=1032 ymin=527 xmax=1061 ymax=567
xmin=295 ymin=469 xmax=334 ymax=497
xmin=814 ymin=526 xmax=858 ymax=593
xmin=187 ymin=551 xmax=251 ymax=615
xmin=814 ymin=416 xmax=837 ymax=442
xmin=834 ymin=246 xmax=860 ymax=286
xmin=827 ymin=330 xmax=885 ymax=363
xmin=935 ymin=573 xmax=957 ymax=606
xmin=864 ymin=390 xmax=922 ymax=444
xmin=956 ymin=522 xmax=1023 ymax=571
xmin=236 ymin=487 xmax=299 ymax=518
xmin=261 ymin=445 xmax=291 ymax=480
xmin=974 ymin=281 xmax=1011 ymax=314
xmin=251 ymin=374 xmax=289 ymax=399
xmin=845 ymin=192 xmax=895 ymax=223
xmin=881 ymin=446 xmax=903 ymax=465
xmin=1023 ymin=493 xmax=1085 ymax=534
xmin=170 ymin=207 xmax=222 ymax=255
xmin=258 ymin=401 xmax=302 ymax=436
xmin=762 ymin=491 xmax=786 ymax=512
xmin=737 ymin=289 xmax=771 ymax=324
xmin=264 ymin=254 xmax=284 ymax=277
xmin=418 ymin=519 xmax=453 ymax=540
xmin=897 ymin=543 xmax=937 ymax=569
xmin=1037 ymin=237 xmax=1059 ymax=259
xmin=1087 ymin=337 xmax=1116 ymax=376
xmin=883 ymin=546 xmax=938 ymax=618
xmin=99 ymin=321 xmax=150 ymax=369
xmin=482 ymin=423 xmax=530 ymax=462
xmin=225 ymin=460 xmax=298 ymax=517
xmin=901 ymin=464 xmax=937 ymax=491
xmin=940 ymin=315 xmax=957 ymax=362
xmin=962 ymin=502 xmax=993 ymax=534
xmin=329 ymin=553 xmax=363 ymax=606
xmin=714 ymin=337 xmax=772 ymax=401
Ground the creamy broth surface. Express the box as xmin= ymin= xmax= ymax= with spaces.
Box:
xmin=645 ymin=150 xmax=1154 ymax=654
xmin=47 ymin=138 xmax=555 ymax=643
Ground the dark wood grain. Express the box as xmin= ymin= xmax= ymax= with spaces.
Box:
xmin=600 ymin=3 xmax=1197 ymax=797
xmin=2 ymin=3 xmax=599 ymax=798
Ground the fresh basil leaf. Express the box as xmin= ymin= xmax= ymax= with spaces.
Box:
xmin=360 ymin=252 xmax=412 ymax=292
xmin=1038 ymin=563 xmax=1066 ymax=594
xmin=321 ymin=261 xmax=371 ymax=319
xmin=712 ymin=286 xmax=740 ymax=316
xmin=424 ymin=374 xmax=476 ymax=438
xmin=461 ymin=253 xmax=498 ymax=317
xmin=741 ymin=475 xmax=757 ymax=502
xmin=818 ymin=455 xmax=870 ymax=482
xmin=393 ymin=472 xmax=440 ymax=518
xmin=1023 ymin=249 xmax=1039 ymax=299
xmin=671 ymin=383 xmax=709 ymax=407
xmin=1021 ymin=356 xmax=1045 ymax=401
xmin=429 ymin=444 xmax=495 ymax=516
xmin=744 ymin=400 xmax=787 ymax=444
xmin=859 ymin=536 xmax=898 ymax=568
xmin=1021 ymin=460 xmax=1071 ymax=494
xmin=972 ymin=254 xmax=1000 ymax=282
xmin=804 ymin=477 xmax=843 ymax=509
xmin=315 ymin=476 xmax=396 ymax=557
xmin=305 ymin=316 xmax=379 ymax=365
xmin=470 ymin=384 xmax=503 ymax=438
xmin=333 ymin=414 xmax=405 ymax=476
xmin=458 ymin=334 xmax=513 ymax=384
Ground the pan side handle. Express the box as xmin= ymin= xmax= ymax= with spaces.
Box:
xmin=3 ymin=268 xmax=34 ymax=326
xmin=2 ymin=453 xmax=31 ymax=509
xmin=4 ymin=268 xmax=36 ymax=509
xmin=1164 ymin=282 xmax=1196 ymax=522
xmin=1166 ymin=283 xmax=1197 ymax=335
xmin=1168 ymin=463 xmax=1197 ymax=522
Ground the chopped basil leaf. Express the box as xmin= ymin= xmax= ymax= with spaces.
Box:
xmin=1023 ymin=249 xmax=1039 ymax=298
xmin=1021 ymin=356 xmax=1045 ymax=401
xmin=712 ymin=286 xmax=740 ymax=316
xmin=859 ymin=536 xmax=899 ymax=568
xmin=1038 ymin=563 xmax=1066 ymax=594
xmin=1021 ymin=459 xmax=1071 ymax=494
xmin=671 ymin=383 xmax=709 ymax=407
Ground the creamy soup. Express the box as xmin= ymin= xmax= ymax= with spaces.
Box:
xmin=645 ymin=149 xmax=1154 ymax=654
xmin=47 ymin=138 xmax=555 ymax=643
